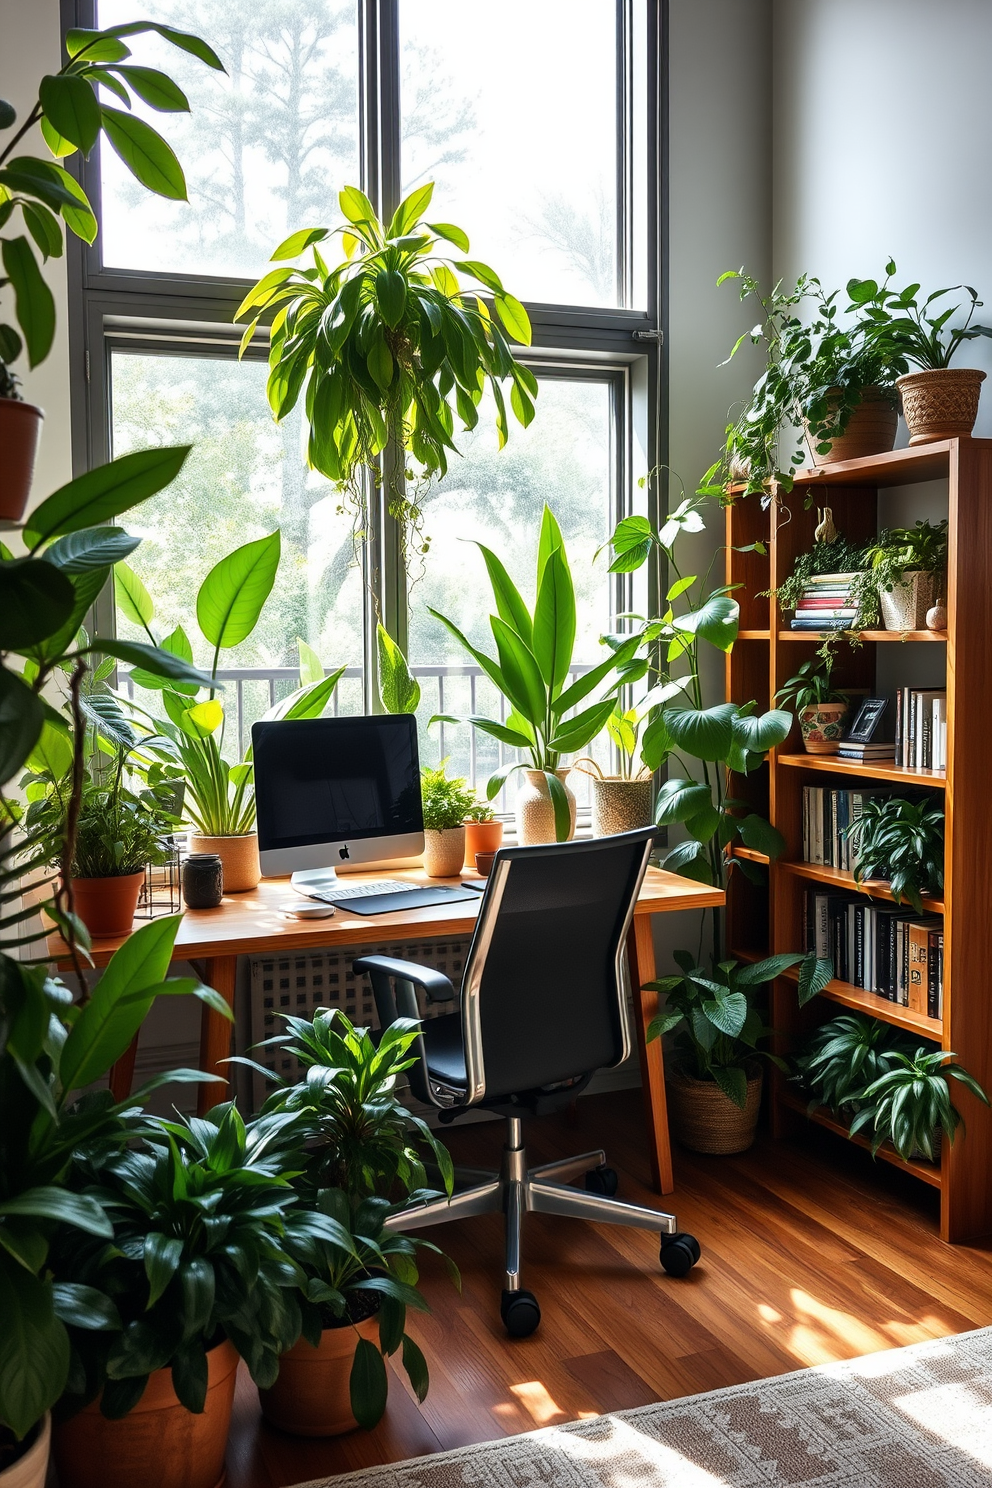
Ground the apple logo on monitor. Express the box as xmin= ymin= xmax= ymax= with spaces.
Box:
xmin=339 ymin=845 xmax=350 ymax=861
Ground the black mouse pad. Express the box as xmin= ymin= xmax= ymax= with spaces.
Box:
xmin=329 ymin=885 xmax=482 ymax=915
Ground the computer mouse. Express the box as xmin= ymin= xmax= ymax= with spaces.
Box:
xmin=284 ymin=902 xmax=336 ymax=919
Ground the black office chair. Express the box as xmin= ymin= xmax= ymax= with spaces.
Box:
xmin=353 ymin=827 xmax=700 ymax=1338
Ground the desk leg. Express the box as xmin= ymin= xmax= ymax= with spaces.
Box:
xmin=628 ymin=916 xmax=674 ymax=1196
xmin=197 ymin=955 xmax=237 ymax=1116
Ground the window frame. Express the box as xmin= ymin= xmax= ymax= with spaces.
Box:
xmin=63 ymin=0 xmax=668 ymax=694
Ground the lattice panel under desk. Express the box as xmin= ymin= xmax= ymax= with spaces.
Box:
xmin=248 ymin=939 xmax=471 ymax=1112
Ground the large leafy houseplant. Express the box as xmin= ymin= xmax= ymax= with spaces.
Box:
xmin=845 ymin=794 xmax=944 ymax=913
xmin=848 ymin=519 xmax=948 ymax=629
xmin=711 ymin=269 xmax=903 ymax=502
xmin=236 ymin=182 xmax=537 ymax=569
xmin=851 ymin=1047 xmax=988 ymax=1162
xmin=0 ymin=20 xmax=223 ymax=390
xmin=115 ymin=537 xmax=343 ymax=838
xmin=0 ymin=915 xmax=229 ymax=1448
xmin=792 ymin=1011 xmax=913 ymax=1117
xmin=848 ymin=262 xmax=992 ymax=371
xmin=430 ymin=506 xmax=640 ymax=841
xmin=247 ymin=1011 xmax=454 ymax=1203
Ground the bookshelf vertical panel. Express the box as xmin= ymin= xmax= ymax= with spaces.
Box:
xmin=942 ymin=441 xmax=992 ymax=1241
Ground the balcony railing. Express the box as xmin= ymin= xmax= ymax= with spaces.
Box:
xmin=121 ymin=662 xmax=607 ymax=814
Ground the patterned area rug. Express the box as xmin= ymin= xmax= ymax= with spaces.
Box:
xmin=299 ymin=1328 xmax=992 ymax=1487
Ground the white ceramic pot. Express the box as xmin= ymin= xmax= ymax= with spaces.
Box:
xmin=1 ymin=1414 xmax=50 ymax=1488
xmin=514 ymin=769 xmax=576 ymax=845
xmin=878 ymin=571 xmax=935 ymax=631
xmin=422 ymin=827 xmax=466 ymax=877
xmin=188 ymin=833 xmax=260 ymax=893
xmin=590 ymin=778 xmax=655 ymax=837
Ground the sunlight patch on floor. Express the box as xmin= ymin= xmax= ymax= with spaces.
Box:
xmin=783 ymin=1290 xmax=942 ymax=1365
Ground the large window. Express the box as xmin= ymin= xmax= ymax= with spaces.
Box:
xmin=71 ymin=0 xmax=662 ymax=793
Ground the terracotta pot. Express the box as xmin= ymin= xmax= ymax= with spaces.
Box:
xmin=69 ymin=871 xmax=144 ymax=938
xmin=422 ymin=826 xmax=465 ymax=878
xmin=590 ymin=778 xmax=655 ymax=837
xmin=666 ymin=1065 xmax=763 ymax=1155
xmin=259 ymin=1316 xmax=380 ymax=1436
xmin=514 ymin=769 xmax=576 ymax=845
xmin=474 ymin=851 xmax=496 ymax=876
xmin=0 ymin=399 xmax=43 ymax=529
xmin=878 ymin=571 xmax=935 ymax=631
xmin=807 ymin=386 xmax=898 ymax=466
xmin=53 ymin=1339 xmax=238 ymax=1488
xmin=798 ymin=701 xmax=849 ymax=755
xmin=1 ymin=1414 xmax=50 ymax=1488
xmin=188 ymin=832 xmax=260 ymax=892
xmin=463 ymin=818 xmax=503 ymax=869
xmin=897 ymin=367 xmax=986 ymax=445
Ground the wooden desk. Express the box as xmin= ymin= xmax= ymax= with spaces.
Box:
xmin=49 ymin=864 xmax=723 ymax=1195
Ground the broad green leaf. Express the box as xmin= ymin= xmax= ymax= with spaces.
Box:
xmin=734 ymin=952 xmax=804 ymax=987
xmin=377 ymin=625 xmax=420 ymax=714
xmin=297 ymin=637 xmax=324 ymax=687
xmin=64 ymin=30 xmax=132 ymax=62
xmin=537 ymin=505 xmax=564 ymax=583
xmin=0 ymin=666 xmax=44 ymax=786
xmin=0 ymin=557 xmax=75 ymax=649
xmin=532 ymin=545 xmax=575 ymax=692
xmin=494 ymin=292 xmax=531 ymax=345
xmin=475 ymin=544 xmax=533 ymax=647
xmin=85 ymin=638 xmax=214 ymax=689
xmin=607 ymin=514 xmax=654 ymax=573
xmin=702 ymin=990 xmax=748 ymax=1038
xmin=375 ymin=268 xmax=407 ymax=328
xmin=39 ymin=73 xmax=101 ymax=154
xmin=59 ymin=916 xmax=183 ymax=1092
xmin=401 ymin=1333 xmax=429 ymax=1402
xmin=685 ymin=802 xmax=722 ymax=843
xmin=25 ymin=446 xmax=191 ymax=550
xmin=27 ymin=719 xmax=73 ymax=779
xmin=737 ymin=813 xmax=786 ymax=859
xmin=797 ymin=950 xmax=834 ymax=1006
xmin=196 ymin=531 xmax=281 ymax=651
xmin=0 ymin=1253 xmax=68 ymax=1440
xmin=188 ymin=699 xmax=223 ymax=734
xmin=144 ymin=1232 xmax=184 ymax=1308
xmin=22 ymin=201 xmax=64 ymax=260
xmin=663 ymin=703 xmax=737 ymax=762
xmin=261 ymin=668 xmax=344 ymax=722
xmin=427 ymin=221 xmax=469 ymax=252
xmin=490 ymin=616 xmax=547 ymax=726
xmin=92 ymin=21 xmax=224 ymax=71
xmin=45 ymin=526 xmax=140 ymax=573
xmin=662 ymin=840 xmax=713 ymax=883
xmin=112 ymin=65 xmax=189 ymax=112
xmin=269 ymin=226 xmax=328 ymax=260
xmin=1 ymin=237 xmax=55 ymax=368
xmin=350 ymin=1336 xmax=388 ymax=1429
xmin=128 ymin=624 xmax=198 ymax=695
xmin=339 ymin=185 xmax=376 ymax=225
xmin=551 ymin=635 xmax=639 ymax=717
xmin=52 ymin=1283 xmax=120 ymax=1331
xmin=0 ymin=1188 xmax=111 ymax=1238
xmin=640 ymin=711 xmax=673 ymax=772
xmin=732 ymin=708 xmax=792 ymax=755
xmin=711 ymin=1064 xmax=748 ymax=1109
xmin=431 ymin=712 xmax=533 ymax=750
xmin=99 ymin=105 xmax=187 ymax=199
xmin=113 ymin=559 xmax=154 ymax=628
xmin=654 ymin=779 xmax=712 ymax=826
xmin=673 ymin=594 xmax=739 ymax=653
xmin=40 ymin=115 xmax=79 ymax=157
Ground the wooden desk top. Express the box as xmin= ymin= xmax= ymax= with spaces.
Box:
xmin=49 ymin=863 xmax=724 ymax=968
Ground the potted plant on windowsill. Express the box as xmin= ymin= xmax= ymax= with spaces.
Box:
xmin=849 ymin=262 xmax=992 ymax=443
xmin=462 ymin=799 xmax=503 ymax=868
xmin=713 ymin=268 xmax=903 ymax=503
xmin=775 ymin=651 xmax=851 ymax=755
xmin=573 ymin=698 xmax=669 ymax=836
xmin=116 ymin=542 xmax=343 ymax=891
xmin=237 ymin=183 xmax=536 ymax=578
xmin=0 ymin=22 xmax=223 ymax=527
xmin=420 ymin=762 xmax=476 ymax=877
xmin=431 ymin=507 xmax=639 ymax=844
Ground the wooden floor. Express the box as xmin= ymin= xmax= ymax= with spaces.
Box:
xmin=227 ymin=1090 xmax=992 ymax=1487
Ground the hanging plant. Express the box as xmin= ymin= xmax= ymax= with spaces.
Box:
xmin=236 ymin=183 xmax=537 ymax=576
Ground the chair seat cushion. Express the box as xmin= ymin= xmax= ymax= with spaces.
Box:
xmin=423 ymin=1013 xmax=468 ymax=1091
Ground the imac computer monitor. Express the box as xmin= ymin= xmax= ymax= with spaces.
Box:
xmin=251 ymin=714 xmax=424 ymax=891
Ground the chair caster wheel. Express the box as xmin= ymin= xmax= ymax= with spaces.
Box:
xmin=585 ymin=1165 xmax=619 ymax=1196
xmin=660 ymin=1232 xmax=701 ymax=1277
xmin=501 ymin=1288 xmax=541 ymax=1337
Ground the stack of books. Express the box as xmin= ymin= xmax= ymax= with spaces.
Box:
xmin=804 ymin=889 xmax=943 ymax=1015
xmin=803 ymin=785 xmax=892 ymax=871
xmin=837 ymin=697 xmax=895 ymax=762
xmin=894 ymin=688 xmax=947 ymax=770
xmin=790 ymin=572 xmax=859 ymax=630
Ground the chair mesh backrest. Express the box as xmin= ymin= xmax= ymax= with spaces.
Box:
xmin=461 ymin=830 xmax=652 ymax=1101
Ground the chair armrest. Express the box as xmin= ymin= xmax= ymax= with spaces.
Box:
xmin=352 ymin=955 xmax=457 ymax=1007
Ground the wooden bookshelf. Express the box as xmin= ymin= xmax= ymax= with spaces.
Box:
xmin=777 ymin=1090 xmax=942 ymax=1188
xmin=724 ymin=438 xmax=992 ymax=1242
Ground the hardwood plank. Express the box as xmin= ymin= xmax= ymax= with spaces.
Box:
xmin=561 ymin=1350 xmax=658 ymax=1412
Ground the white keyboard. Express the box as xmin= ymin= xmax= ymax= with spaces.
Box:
xmin=307 ymin=880 xmax=409 ymax=904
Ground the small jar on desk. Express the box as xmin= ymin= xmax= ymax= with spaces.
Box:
xmin=182 ymin=852 xmax=224 ymax=909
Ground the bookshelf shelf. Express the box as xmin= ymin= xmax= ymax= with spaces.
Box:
xmin=724 ymin=437 xmax=992 ymax=1242
xmin=778 ymin=963 xmax=942 ymax=1038
xmin=778 ymin=630 xmax=947 ymax=643
xmin=777 ymin=753 xmax=946 ymax=787
xmin=778 ymin=1089 xmax=942 ymax=1188
xmin=739 ymin=629 xmax=771 ymax=640
xmin=732 ymin=845 xmax=770 ymax=865
xmin=780 ymin=859 xmax=945 ymax=915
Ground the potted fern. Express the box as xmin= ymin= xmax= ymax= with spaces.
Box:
xmin=420 ymin=762 xmax=475 ymax=878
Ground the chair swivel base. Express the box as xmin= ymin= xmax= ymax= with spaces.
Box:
xmin=384 ymin=1116 xmax=701 ymax=1335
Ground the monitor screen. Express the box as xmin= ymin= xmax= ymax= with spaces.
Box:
xmin=252 ymin=715 xmax=423 ymax=852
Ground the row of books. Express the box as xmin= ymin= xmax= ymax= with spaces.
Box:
xmin=790 ymin=571 xmax=858 ymax=630
xmin=802 ymin=785 xmax=894 ymax=872
xmin=894 ymin=687 xmax=947 ymax=770
xmin=804 ymin=890 xmax=944 ymax=1017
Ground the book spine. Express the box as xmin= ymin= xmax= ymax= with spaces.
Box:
xmin=909 ymin=690 xmax=918 ymax=769
xmin=855 ymin=905 xmax=865 ymax=989
xmin=908 ymin=923 xmax=929 ymax=1015
xmin=936 ymin=932 xmax=944 ymax=1020
xmin=833 ymin=909 xmax=844 ymax=984
xmin=894 ymin=688 xmax=903 ymax=768
xmin=927 ymin=929 xmax=942 ymax=1020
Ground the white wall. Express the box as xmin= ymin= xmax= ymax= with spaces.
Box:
xmin=773 ymin=0 xmax=992 ymax=433
xmin=3 ymin=0 xmax=74 ymax=503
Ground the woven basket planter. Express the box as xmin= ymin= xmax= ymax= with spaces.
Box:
xmin=806 ymin=386 xmax=898 ymax=466
xmin=897 ymin=367 xmax=986 ymax=445
xmin=590 ymin=778 xmax=654 ymax=837
xmin=666 ymin=1064 xmax=763 ymax=1155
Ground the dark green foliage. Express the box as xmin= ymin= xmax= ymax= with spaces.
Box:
xmin=848 ymin=261 xmax=992 ymax=371
xmin=851 ymin=1047 xmax=989 ymax=1161
xmin=773 ymin=534 xmax=870 ymax=616
xmin=845 ymin=795 xmax=944 ymax=913
xmin=793 ymin=1012 xmax=913 ymax=1116
xmin=775 ymin=652 xmax=848 ymax=712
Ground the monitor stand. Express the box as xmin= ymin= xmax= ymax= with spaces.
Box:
xmin=291 ymin=867 xmax=341 ymax=897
